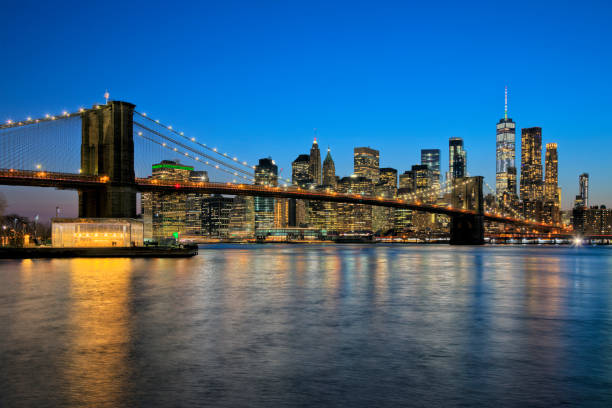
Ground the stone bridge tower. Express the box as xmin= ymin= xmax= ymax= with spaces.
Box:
xmin=78 ymin=101 xmax=137 ymax=218
xmin=449 ymin=176 xmax=484 ymax=245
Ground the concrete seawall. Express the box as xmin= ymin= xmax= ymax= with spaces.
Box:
xmin=0 ymin=246 xmax=198 ymax=259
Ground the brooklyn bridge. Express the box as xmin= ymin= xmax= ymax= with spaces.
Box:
xmin=0 ymin=100 xmax=567 ymax=245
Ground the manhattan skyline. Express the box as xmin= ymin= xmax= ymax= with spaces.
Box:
xmin=1 ymin=1 xmax=611 ymax=219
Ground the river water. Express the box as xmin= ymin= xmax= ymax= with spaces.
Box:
xmin=1 ymin=244 xmax=611 ymax=407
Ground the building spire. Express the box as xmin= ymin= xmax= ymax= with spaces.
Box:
xmin=313 ymin=128 xmax=318 ymax=144
xmin=504 ymin=86 xmax=508 ymax=120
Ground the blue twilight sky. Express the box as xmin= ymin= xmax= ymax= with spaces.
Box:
xmin=1 ymin=0 xmax=611 ymax=221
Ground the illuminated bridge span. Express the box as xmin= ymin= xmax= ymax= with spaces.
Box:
xmin=0 ymin=168 xmax=560 ymax=232
xmin=0 ymin=100 xmax=567 ymax=244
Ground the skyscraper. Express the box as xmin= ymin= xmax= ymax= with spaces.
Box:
xmin=519 ymin=127 xmax=543 ymax=202
xmin=496 ymin=87 xmax=517 ymax=199
xmin=575 ymin=173 xmax=589 ymax=208
xmin=309 ymin=139 xmax=321 ymax=185
xmin=292 ymin=154 xmax=311 ymax=186
xmin=421 ymin=149 xmax=440 ymax=192
xmin=379 ymin=168 xmax=398 ymax=188
xmin=254 ymin=158 xmax=278 ymax=231
xmin=142 ymin=160 xmax=205 ymax=241
xmin=543 ymin=143 xmax=560 ymax=224
xmin=354 ymin=147 xmax=380 ymax=183
xmin=448 ymin=138 xmax=466 ymax=182
xmin=322 ymin=147 xmax=336 ymax=187
xmin=336 ymin=176 xmax=373 ymax=231
xmin=544 ymin=143 xmax=559 ymax=201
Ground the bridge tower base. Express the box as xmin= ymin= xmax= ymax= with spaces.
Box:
xmin=449 ymin=176 xmax=484 ymax=245
xmin=78 ymin=101 xmax=136 ymax=218
xmin=449 ymin=214 xmax=484 ymax=245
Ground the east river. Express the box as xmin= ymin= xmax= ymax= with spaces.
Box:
xmin=1 ymin=244 xmax=611 ymax=407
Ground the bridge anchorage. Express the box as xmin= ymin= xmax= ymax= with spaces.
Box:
xmin=0 ymin=100 xmax=565 ymax=246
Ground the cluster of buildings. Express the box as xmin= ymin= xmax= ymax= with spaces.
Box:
xmin=138 ymin=89 xmax=606 ymax=242
xmin=571 ymin=173 xmax=612 ymax=235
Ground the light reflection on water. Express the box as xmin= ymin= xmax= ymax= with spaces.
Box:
xmin=0 ymin=245 xmax=611 ymax=407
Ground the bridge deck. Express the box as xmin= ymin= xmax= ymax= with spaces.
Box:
xmin=0 ymin=168 xmax=563 ymax=231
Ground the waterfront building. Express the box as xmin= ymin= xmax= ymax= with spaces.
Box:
xmin=186 ymin=170 xmax=209 ymax=236
xmin=274 ymin=198 xmax=290 ymax=228
xmin=379 ymin=167 xmax=398 ymax=188
xmin=254 ymin=158 xmax=278 ymax=231
xmin=572 ymin=205 xmax=612 ymax=235
xmin=142 ymin=160 xmax=199 ymax=241
xmin=308 ymin=185 xmax=339 ymax=234
xmin=448 ymin=138 xmax=467 ymax=182
xmin=354 ymin=147 xmax=380 ymax=183
xmin=496 ymin=87 xmax=517 ymax=199
xmin=228 ymin=195 xmax=254 ymax=239
xmin=411 ymin=164 xmax=434 ymax=231
xmin=373 ymin=181 xmax=396 ymax=234
xmin=201 ymin=195 xmax=233 ymax=238
xmin=394 ymin=187 xmax=414 ymax=233
xmin=336 ymin=175 xmax=374 ymax=232
xmin=322 ymin=147 xmax=336 ymax=188
xmin=52 ymin=218 xmax=144 ymax=248
xmin=291 ymin=153 xmax=312 ymax=227
xmin=309 ymin=139 xmax=321 ymax=185
xmin=421 ymin=149 xmax=441 ymax=192
xmin=292 ymin=154 xmax=311 ymax=186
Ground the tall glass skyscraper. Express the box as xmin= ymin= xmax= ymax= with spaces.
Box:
xmin=254 ymin=157 xmax=278 ymax=231
xmin=421 ymin=149 xmax=440 ymax=192
xmin=520 ymin=127 xmax=543 ymax=202
xmin=579 ymin=173 xmax=589 ymax=207
xmin=354 ymin=147 xmax=380 ymax=183
xmin=448 ymin=138 xmax=466 ymax=182
xmin=496 ymin=87 xmax=516 ymax=199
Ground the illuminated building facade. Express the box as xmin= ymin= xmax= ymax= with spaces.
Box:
xmin=142 ymin=160 xmax=200 ymax=241
xmin=228 ymin=195 xmax=254 ymax=239
xmin=186 ymin=170 xmax=209 ymax=235
xmin=254 ymin=157 xmax=278 ymax=231
xmin=52 ymin=218 xmax=144 ymax=248
xmin=379 ymin=167 xmax=398 ymax=188
xmin=274 ymin=198 xmax=290 ymax=228
xmin=354 ymin=147 xmax=380 ymax=183
xmin=543 ymin=143 xmax=560 ymax=224
xmin=573 ymin=205 xmax=612 ymax=235
xmin=421 ymin=149 xmax=440 ymax=192
xmin=520 ymin=127 xmax=543 ymax=201
xmin=336 ymin=176 xmax=373 ymax=231
xmin=309 ymin=139 xmax=321 ymax=185
xmin=448 ymin=138 xmax=466 ymax=182
xmin=412 ymin=164 xmax=431 ymax=195
xmin=496 ymin=87 xmax=517 ymax=199
xmin=201 ymin=195 xmax=233 ymax=238
xmin=292 ymin=154 xmax=311 ymax=186
xmin=373 ymin=182 xmax=396 ymax=234
xmin=308 ymin=186 xmax=339 ymax=233
xmin=520 ymin=127 xmax=543 ymax=220
xmin=322 ymin=148 xmax=336 ymax=187
xmin=394 ymin=187 xmax=414 ymax=233
xmin=399 ymin=170 xmax=415 ymax=189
